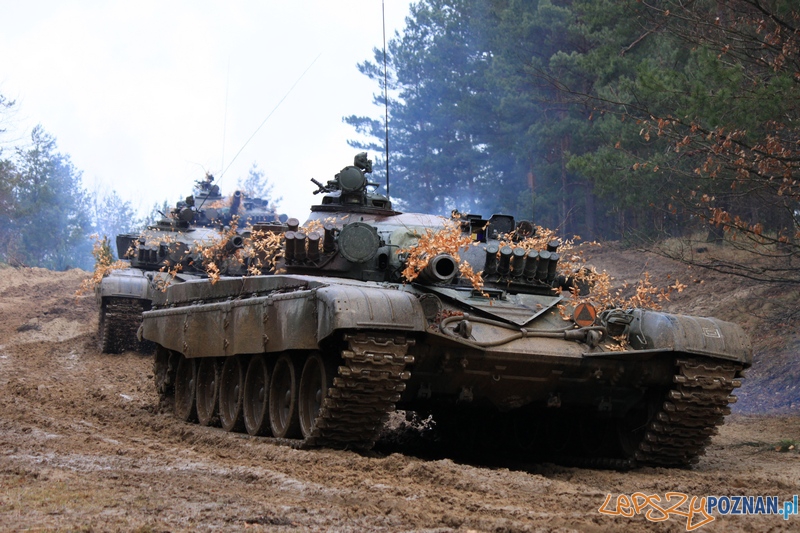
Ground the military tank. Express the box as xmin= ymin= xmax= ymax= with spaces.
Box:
xmin=96 ymin=174 xmax=285 ymax=354
xmin=190 ymin=172 xmax=282 ymax=227
xmin=140 ymin=153 xmax=751 ymax=468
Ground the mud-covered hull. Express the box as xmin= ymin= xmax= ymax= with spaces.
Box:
xmin=142 ymin=275 xmax=426 ymax=357
xmin=403 ymin=309 xmax=749 ymax=407
xmin=141 ymin=273 xmax=750 ymax=467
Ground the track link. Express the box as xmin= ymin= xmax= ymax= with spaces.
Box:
xmin=634 ymin=357 xmax=743 ymax=467
xmin=304 ymin=332 xmax=414 ymax=450
xmin=101 ymin=298 xmax=149 ymax=354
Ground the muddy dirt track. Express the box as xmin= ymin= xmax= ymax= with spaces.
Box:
xmin=2 ymin=262 xmax=800 ymax=532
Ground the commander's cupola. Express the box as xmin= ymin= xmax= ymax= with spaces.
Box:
xmin=310 ymin=153 xmax=397 ymax=215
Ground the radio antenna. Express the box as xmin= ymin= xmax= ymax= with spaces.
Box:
xmin=197 ymin=52 xmax=322 ymax=211
xmin=382 ymin=0 xmax=390 ymax=200
xmin=220 ymin=52 xmax=322 ymax=180
xmin=221 ymin=59 xmax=230 ymax=172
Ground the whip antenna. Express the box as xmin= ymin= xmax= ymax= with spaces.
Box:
xmin=382 ymin=0 xmax=390 ymax=200
xmin=221 ymin=59 xmax=230 ymax=172
xmin=197 ymin=52 xmax=321 ymax=211
xmin=220 ymin=52 xmax=322 ymax=180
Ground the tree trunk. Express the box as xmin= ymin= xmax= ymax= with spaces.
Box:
xmin=584 ymin=181 xmax=595 ymax=241
xmin=560 ymin=135 xmax=569 ymax=233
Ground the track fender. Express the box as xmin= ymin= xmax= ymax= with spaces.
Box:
xmin=97 ymin=269 xmax=151 ymax=303
xmin=630 ymin=309 xmax=752 ymax=365
xmin=315 ymin=285 xmax=427 ymax=340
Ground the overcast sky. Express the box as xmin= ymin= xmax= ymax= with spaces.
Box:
xmin=0 ymin=1 xmax=412 ymax=219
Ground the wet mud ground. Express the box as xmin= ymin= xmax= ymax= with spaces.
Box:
xmin=1 ymin=264 xmax=799 ymax=532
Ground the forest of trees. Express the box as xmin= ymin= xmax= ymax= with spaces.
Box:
xmin=0 ymin=100 xmax=276 ymax=270
xmin=347 ymin=0 xmax=799 ymax=282
xmin=0 ymin=112 xmax=149 ymax=270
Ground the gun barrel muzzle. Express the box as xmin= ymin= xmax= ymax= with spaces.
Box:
xmin=224 ymin=235 xmax=245 ymax=253
xmin=417 ymin=253 xmax=459 ymax=285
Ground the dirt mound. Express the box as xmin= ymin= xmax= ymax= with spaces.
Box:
xmin=583 ymin=242 xmax=800 ymax=414
xmin=1 ymin=262 xmax=799 ymax=532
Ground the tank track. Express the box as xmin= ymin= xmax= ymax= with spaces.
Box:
xmin=101 ymin=298 xmax=148 ymax=354
xmin=154 ymin=345 xmax=177 ymax=411
xmin=381 ymin=355 xmax=744 ymax=470
xmin=304 ymin=332 xmax=415 ymax=450
xmin=158 ymin=332 xmax=414 ymax=451
xmin=633 ymin=357 xmax=743 ymax=467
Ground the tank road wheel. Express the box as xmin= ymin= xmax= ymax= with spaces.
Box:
xmin=196 ymin=358 xmax=221 ymax=427
xmin=219 ymin=356 xmax=246 ymax=432
xmin=174 ymin=356 xmax=198 ymax=422
xmin=269 ymin=354 xmax=301 ymax=439
xmin=298 ymin=353 xmax=335 ymax=439
xmin=243 ymin=355 xmax=271 ymax=436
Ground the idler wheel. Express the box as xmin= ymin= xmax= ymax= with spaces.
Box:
xmin=243 ymin=355 xmax=271 ymax=436
xmin=269 ymin=354 xmax=301 ymax=438
xmin=174 ymin=356 xmax=198 ymax=422
xmin=219 ymin=356 xmax=246 ymax=432
xmin=196 ymin=358 xmax=220 ymax=427
xmin=298 ymin=354 xmax=335 ymax=439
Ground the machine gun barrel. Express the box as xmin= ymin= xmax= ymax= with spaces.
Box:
xmin=311 ymin=178 xmax=327 ymax=194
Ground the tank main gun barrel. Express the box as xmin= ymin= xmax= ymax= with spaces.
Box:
xmin=231 ymin=191 xmax=242 ymax=215
xmin=224 ymin=235 xmax=245 ymax=254
xmin=417 ymin=253 xmax=459 ymax=285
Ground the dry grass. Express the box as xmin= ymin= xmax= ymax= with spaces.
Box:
xmin=656 ymin=230 xmax=797 ymax=270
